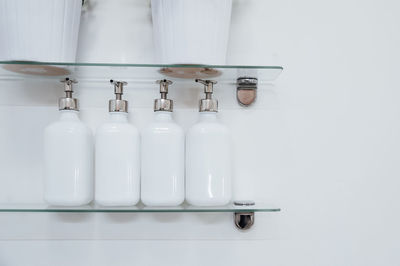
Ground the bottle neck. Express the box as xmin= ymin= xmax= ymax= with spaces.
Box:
xmin=198 ymin=112 xmax=218 ymax=122
xmin=154 ymin=111 xmax=173 ymax=122
xmin=109 ymin=112 xmax=128 ymax=122
xmin=59 ymin=110 xmax=80 ymax=121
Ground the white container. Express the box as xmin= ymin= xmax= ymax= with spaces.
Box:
xmin=151 ymin=0 xmax=233 ymax=65
xmin=95 ymin=81 xmax=140 ymax=206
xmin=141 ymin=80 xmax=184 ymax=206
xmin=186 ymin=80 xmax=232 ymax=206
xmin=0 ymin=0 xmax=82 ymax=62
xmin=77 ymin=0 xmax=153 ymax=63
xmin=44 ymin=80 xmax=93 ymax=206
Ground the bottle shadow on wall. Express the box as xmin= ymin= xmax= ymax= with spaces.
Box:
xmin=101 ymin=213 xmax=140 ymax=223
xmin=149 ymin=213 xmax=184 ymax=223
xmin=192 ymin=213 xmax=227 ymax=226
xmin=53 ymin=213 xmax=91 ymax=223
xmin=98 ymin=213 xmax=182 ymax=224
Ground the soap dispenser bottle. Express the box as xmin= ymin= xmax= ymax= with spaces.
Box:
xmin=186 ymin=79 xmax=232 ymax=206
xmin=141 ymin=80 xmax=185 ymax=206
xmin=95 ymin=80 xmax=140 ymax=206
xmin=44 ymin=78 xmax=94 ymax=206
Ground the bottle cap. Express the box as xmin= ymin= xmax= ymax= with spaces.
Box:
xmin=154 ymin=79 xmax=173 ymax=112
xmin=196 ymin=79 xmax=218 ymax=112
xmin=109 ymin=80 xmax=128 ymax=113
xmin=59 ymin=78 xmax=79 ymax=111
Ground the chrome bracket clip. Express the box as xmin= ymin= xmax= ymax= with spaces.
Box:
xmin=236 ymin=77 xmax=258 ymax=106
xmin=234 ymin=201 xmax=255 ymax=230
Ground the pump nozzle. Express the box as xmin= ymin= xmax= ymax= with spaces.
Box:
xmin=196 ymin=79 xmax=218 ymax=112
xmin=109 ymin=80 xmax=128 ymax=112
xmin=59 ymin=78 xmax=79 ymax=111
xmin=158 ymin=79 xmax=172 ymax=98
xmin=154 ymin=79 xmax=173 ymax=112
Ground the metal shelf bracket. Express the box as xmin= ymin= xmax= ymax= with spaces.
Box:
xmin=236 ymin=77 xmax=258 ymax=106
xmin=234 ymin=212 xmax=255 ymax=230
xmin=233 ymin=201 xmax=256 ymax=230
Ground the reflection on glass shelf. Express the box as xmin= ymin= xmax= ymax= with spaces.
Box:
xmin=0 ymin=202 xmax=280 ymax=213
xmin=0 ymin=61 xmax=283 ymax=83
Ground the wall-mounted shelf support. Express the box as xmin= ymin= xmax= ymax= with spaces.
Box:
xmin=236 ymin=77 xmax=258 ymax=106
xmin=233 ymin=201 xmax=256 ymax=230
xmin=234 ymin=212 xmax=255 ymax=230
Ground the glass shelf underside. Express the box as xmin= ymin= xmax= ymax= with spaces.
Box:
xmin=0 ymin=61 xmax=283 ymax=83
xmin=0 ymin=203 xmax=280 ymax=213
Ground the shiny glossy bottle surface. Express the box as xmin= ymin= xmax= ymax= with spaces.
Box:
xmin=44 ymin=110 xmax=94 ymax=206
xmin=186 ymin=112 xmax=232 ymax=206
xmin=141 ymin=111 xmax=185 ymax=206
xmin=95 ymin=112 xmax=140 ymax=206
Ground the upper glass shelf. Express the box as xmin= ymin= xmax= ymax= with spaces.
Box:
xmin=0 ymin=202 xmax=280 ymax=213
xmin=0 ymin=61 xmax=283 ymax=84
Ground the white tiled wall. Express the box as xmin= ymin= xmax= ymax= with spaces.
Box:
xmin=1 ymin=0 xmax=400 ymax=265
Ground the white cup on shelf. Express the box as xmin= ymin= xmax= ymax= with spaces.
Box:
xmin=151 ymin=0 xmax=233 ymax=65
xmin=0 ymin=0 xmax=82 ymax=63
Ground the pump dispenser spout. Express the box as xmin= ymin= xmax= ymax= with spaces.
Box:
xmin=109 ymin=80 xmax=128 ymax=113
xmin=59 ymin=78 xmax=79 ymax=111
xmin=154 ymin=79 xmax=173 ymax=112
xmin=196 ymin=79 xmax=218 ymax=112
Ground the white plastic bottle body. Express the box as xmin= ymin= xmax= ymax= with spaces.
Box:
xmin=44 ymin=110 xmax=94 ymax=206
xmin=186 ymin=112 xmax=232 ymax=206
xmin=141 ymin=112 xmax=185 ymax=206
xmin=95 ymin=113 xmax=140 ymax=206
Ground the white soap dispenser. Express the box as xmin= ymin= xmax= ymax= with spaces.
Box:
xmin=95 ymin=80 xmax=140 ymax=206
xmin=186 ymin=79 xmax=232 ymax=206
xmin=44 ymin=78 xmax=94 ymax=206
xmin=141 ymin=80 xmax=185 ymax=206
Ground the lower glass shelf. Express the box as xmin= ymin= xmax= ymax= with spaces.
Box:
xmin=0 ymin=203 xmax=280 ymax=213
xmin=0 ymin=61 xmax=283 ymax=83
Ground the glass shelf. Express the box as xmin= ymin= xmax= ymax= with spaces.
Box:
xmin=0 ymin=203 xmax=280 ymax=213
xmin=0 ymin=61 xmax=283 ymax=84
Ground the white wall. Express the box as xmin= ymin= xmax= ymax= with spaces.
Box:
xmin=1 ymin=0 xmax=400 ymax=265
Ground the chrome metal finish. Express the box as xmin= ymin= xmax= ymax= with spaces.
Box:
xmin=109 ymin=80 xmax=128 ymax=113
xmin=234 ymin=201 xmax=256 ymax=230
xmin=196 ymin=79 xmax=217 ymax=94
xmin=109 ymin=100 xmax=128 ymax=113
xmin=237 ymin=77 xmax=258 ymax=88
xmin=59 ymin=78 xmax=79 ymax=111
xmin=158 ymin=79 xmax=172 ymax=94
xmin=234 ymin=200 xmax=256 ymax=206
xmin=236 ymin=77 xmax=258 ymax=106
xmin=196 ymin=79 xmax=218 ymax=112
xmin=59 ymin=98 xmax=79 ymax=111
xmin=154 ymin=79 xmax=173 ymax=112
xmin=234 ymin=212 xmax=255 ymax=230
xmin=154 ymin=98 xmax=173 ymax=112
xmin=199 ymin=99 xmax=218 ymax=113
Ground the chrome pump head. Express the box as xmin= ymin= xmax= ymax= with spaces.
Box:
xmin=196 ymin=79 xmax=218 ymax=112
xmin=154 ymin=79 xmax=173 ymax=112
xmin=59 ymin=78 xmax=79 ymax=111
xmin=109 ymin=80 xmax=128 ymax=113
